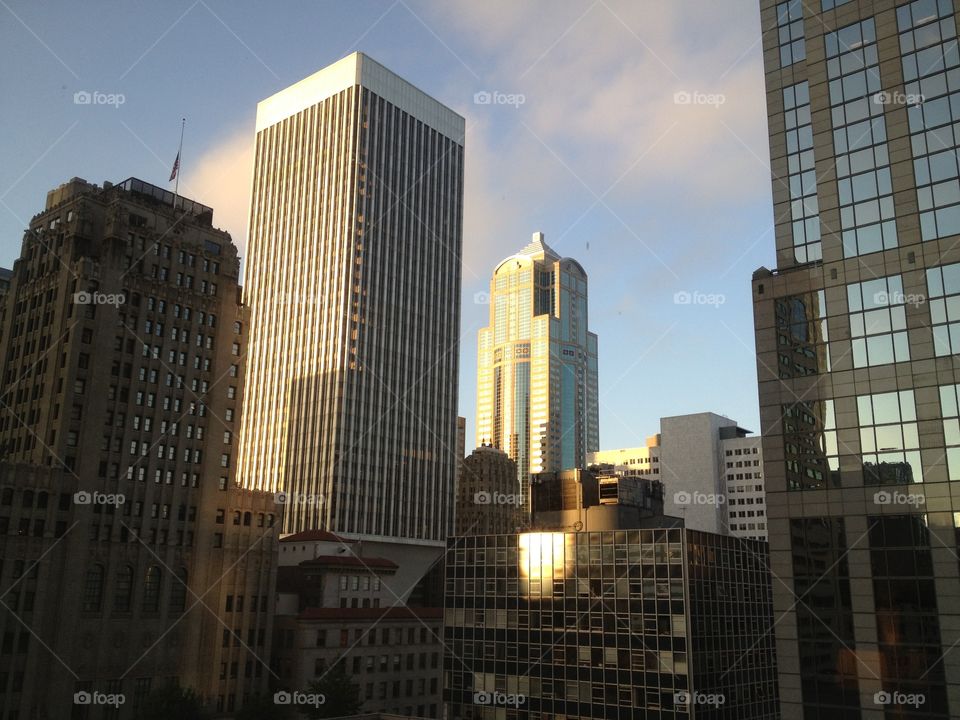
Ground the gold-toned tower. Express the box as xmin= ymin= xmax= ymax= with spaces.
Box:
xmin=475 ymin=232 xmax=599 ymax=511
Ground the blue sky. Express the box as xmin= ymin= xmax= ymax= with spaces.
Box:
xmin=0 ymin=0 xmax=775 ymax=451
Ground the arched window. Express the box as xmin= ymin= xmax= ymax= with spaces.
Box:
xmin=82 ymin=564 xmax=104 ymax=611
xmin=0 ymin=488 xmax=12 ymax=505
xmin=170 ymin=568 xmax=188 ymax=613
xmin=143 ymin=566 xmax=162 ymax=612
xmin=114 ymin=565 xmax=134 ymax=611
xmin=22 ymin=490 xmax=33 ymax=508
xmin=243 ymin=512 xmax=251 ymax=526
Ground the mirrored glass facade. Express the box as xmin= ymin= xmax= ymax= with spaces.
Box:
xmin=476 ymin=235 xmax=599 ymax=514
xmin=757 ymin=0 xmax=960 ymax=715
xmin=442 ymin=529 xmax=778 ymax=719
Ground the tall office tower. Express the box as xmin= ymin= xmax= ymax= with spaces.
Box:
xmin=0 ymin=177 xmax=277 ymax=719
xmin=475 ymin=232 xmax=599 ymax=512
xmin=237 ymin=52 xmax=465 ymax=542
xmin=754 ymin=0 xmax=960 ymax=716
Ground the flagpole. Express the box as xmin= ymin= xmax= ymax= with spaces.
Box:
xmin=174 ymin=117 xmax=185 ymax=209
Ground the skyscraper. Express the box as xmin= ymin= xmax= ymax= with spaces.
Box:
xmin=475 ymin=232 xmax=599 ymax=511
xmin=0 ymin=177 xmax=277 ymax=718
xmin=754 ymin=0 xmax=960 ymax=716
xmin=236 ymin=52 xmax=465 ymax=542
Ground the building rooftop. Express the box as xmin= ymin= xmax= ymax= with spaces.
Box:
xmin=256 ymin=51 xmax=465 ymax=140
xmin=114 ymin=177 xmax=213 ymax=218
xmin=280 ymin=529 xmax=355 ymax=544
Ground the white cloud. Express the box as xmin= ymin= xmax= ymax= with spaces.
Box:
xmin=182 ymin=125 xmax=254 ymax=258
xmin=426 ymin=0 xmax=769 ymax=285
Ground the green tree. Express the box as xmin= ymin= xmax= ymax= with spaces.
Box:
xmin=302 ymin=660 xmax=363 ymax=719
xmin=133 ymin=685 xmax=207 ymax=720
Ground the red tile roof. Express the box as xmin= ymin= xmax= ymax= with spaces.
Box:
xmin=280 ymin=529 xmax=354 ymax=544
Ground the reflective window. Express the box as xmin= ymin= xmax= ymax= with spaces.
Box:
xmin=783 ymin=400 xmax=839 ymax=490
xmin=826 ymin=19 xmax=898 ymax=257
xmin=777 ymin=0 xmax=805 ymax=67
xmin=783 ymin=82 xmax=821 ymax=262
xmin=822 ymin=0 xmax=853 ymax=7
xmin=847 ymin=275 xmax=910 ymax=367
xmin=775 ymin=291 xmax=830 ymax=376
xmin=868 ymin=515 xmax=948 ymax=714
xmin=900 ymin=0 xmax=960 ymax=240
xmin=857 ymin=390 xmax=922 ymax=483
xmin=790 ymin=518 xmax=860 ymax=713
xmin=939 ymin=383 xmax=960 ymax=478
xmin=926 ymin=261 xmax=960 ymax=354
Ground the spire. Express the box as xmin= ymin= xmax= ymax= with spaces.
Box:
xmin=518 ymin=231 xmax=560 ymax=260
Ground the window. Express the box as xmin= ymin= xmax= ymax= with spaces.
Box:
xmin=170 ymin=569 xmax=187 ymax=613
xmin=857 ymin=390 xmax=921 ymax=483
xmin=825 ymin=18 xmax=897 ymax=257
xmin=847 ymin=275 xmax=910 ymax=367
xmin=900 ymin=0 xmax=960 ymax=241
xmin=927 ymin=262 xmax=960 ymax=355
xmin=143 ymin=566 xmax=162 ymax=611
xmin=941 ymin=383 xmax=960 ymax=480
xmin=776 ymin=0 xmax=805 ymax=67
xmin=114 ymin=565 xmax=134 ymax=611
xmin=791 ymin=517 xmax=860 ymax=712
xmin=783 ymin=400 xmax=839 ymax=490
xmin=776 ymin=291 xmax=830 ymax=377
xmin=783 ymin=82 xmax=821 ymax=262
xmin=82 ymin=564 xmax=104 ymax=611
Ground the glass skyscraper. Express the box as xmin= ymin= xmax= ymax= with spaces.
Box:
xmin=755 ymin=0 xmax=960 ymax=716
xmin=475 ymin=233 xmax=599 ymax=512
xmin=236 ymin=53 xmax=465 ymax=542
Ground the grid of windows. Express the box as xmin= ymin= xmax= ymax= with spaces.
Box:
xmin=790 ymin=518 xmax=860 ymax=714
xmin=868 ymin=516 xmax=948 ymax=716
xmin=443 ymin=531 xmax=778 ymax=718
xmin=775 ymin=290 xmax=830 ymax=377
xmin=784 ymin=82 xmax=821 ymax=262
xmin=939 ymin=383 xmax=960 ymax=479
xmin=857 ymin=390 xmax=921 ymax=484
xmin=926 ymin=261 xmax=960 ymax=354
xmin=777 ymin=0 xmax=806 ymax=67
xmin=826 ymin=19 xmax=898 ymax=257
xmin=900 ymin=0 xmax=960 ymax=241
xmin=847 ymin=275 xmax=910 ymax=367
xmin=783 ymin=400 xmax=839 ymax=490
